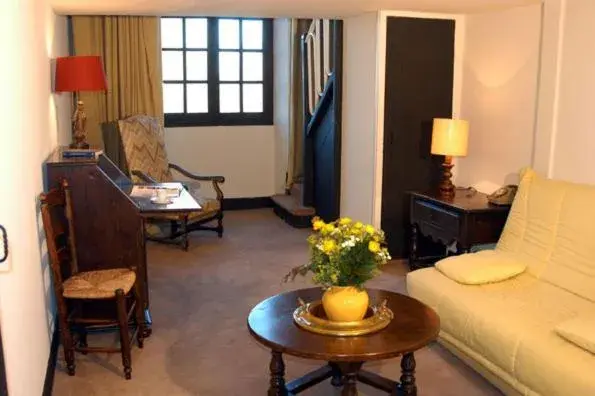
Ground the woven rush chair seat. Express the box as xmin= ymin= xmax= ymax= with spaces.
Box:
xmin=63 ymin=268 xmax=136 ymax=299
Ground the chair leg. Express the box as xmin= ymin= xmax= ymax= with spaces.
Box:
xmin=170 ymin=220 xmax=178 ymax=239
xmin=115 ymin=289 xmax=132 ymax=380
xmin=79 ymin=326 xmax=88 ymax=355
xmin=57 ymin=300 xmax=76 ymax=376
xmin=133 ymin=282 xmax=145 ymax=349
xmin=217 ymin=212 xmax=224 ymax=238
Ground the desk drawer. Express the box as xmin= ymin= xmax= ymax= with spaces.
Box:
xmin=412 ymin=199 xmax=460 ymax=234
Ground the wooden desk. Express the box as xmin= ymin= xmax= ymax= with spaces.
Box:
xmin=46 ymin=149 xmax=201 ymax=335
xmin=408 ymin=190 xmax=510 ymax=270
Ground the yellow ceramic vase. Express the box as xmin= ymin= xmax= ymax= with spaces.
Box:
xmin=322 ymin=286 xmax=369 ymax=322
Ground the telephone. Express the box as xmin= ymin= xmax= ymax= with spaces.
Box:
xmin=487 ymin=185 xmax=518 ymax=206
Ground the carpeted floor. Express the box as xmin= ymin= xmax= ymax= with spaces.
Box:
xmin=53 ymin=209 xmax=502 ymax=396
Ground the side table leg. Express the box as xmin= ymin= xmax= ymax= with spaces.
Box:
xmin=338 ymin=362 xmax=363 ymax=396
xmin=329 ymin=362 xmax=343 ymax=387
xmin=409 ymin=224 xmax=419 ymax=269
xmin=399 ymin=353 xmax=417 ymax=396
xmin=268 ymin=351 xmax=287 ymax=396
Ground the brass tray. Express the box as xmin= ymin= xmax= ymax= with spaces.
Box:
xmin=293 ymin=298 xmax=394 ymax=337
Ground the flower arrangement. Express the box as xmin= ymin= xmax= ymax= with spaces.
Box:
xmin=284 ymin=216 xmax=391 ymax=289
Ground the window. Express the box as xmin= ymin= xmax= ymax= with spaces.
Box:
xmin=161 ymin=17 xmax=273 ymax=127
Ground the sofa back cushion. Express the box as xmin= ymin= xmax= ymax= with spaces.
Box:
xmin=497 ymin=168 xmax=595 ymax=302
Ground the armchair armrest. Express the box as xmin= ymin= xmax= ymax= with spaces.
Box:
xmin=169 ymin=163 xmax=225 ymax=202
xmin=169 ymin=163 xmax=225 ymax=183
xmin=131 ymin=170 xmax=158 ymax=184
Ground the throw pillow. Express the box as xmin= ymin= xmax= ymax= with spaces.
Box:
xmin=556 ymin=316 xmax=595 ymax=354
xmin=435 ymin=250 xmax=526 ymax=285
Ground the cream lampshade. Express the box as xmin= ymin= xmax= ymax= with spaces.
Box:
xmin=431 ymin=118 xmax=469 ymax=198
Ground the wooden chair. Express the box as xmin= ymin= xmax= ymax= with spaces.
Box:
xmin=102 ymin=115 xmax=225 ymax=250
xmin=40 ymin=180 xmax=145 ymax=380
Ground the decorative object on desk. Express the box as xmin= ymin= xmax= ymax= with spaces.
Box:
xmin=487 ymin=184 xmax=518 ymax=206
xmin=284 ymin=217 xmax=391 ymax=322
xmin=293 ymin=297 xmax=394 ymax=336
xmin=60 ymin=148 xmax=103 ymax=160
xmin=431 ymin=118 xmax=469 ymax=199
xmin=55 ymin=55 xmax=108 ymax=149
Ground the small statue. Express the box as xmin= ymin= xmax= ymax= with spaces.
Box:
xmin=71 ymin=100 xmax=89 ymax=149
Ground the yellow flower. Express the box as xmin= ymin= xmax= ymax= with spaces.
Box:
xmin=312 ymin=219 xmax=325 ymax=231
xmin=354 ymin=222 xmax=363 ymax=228
xmin=365 ymin=225 xmax=376 ymax=234
xmin=368 ymin=241 xmax=380 ymax=253
xmin=339 ymin=217 xmax=352 ymax=225
xmin=323 ymin=224 xmax=335 ymax=234
xmin=322 ymin=239 xmax=337 ymax=253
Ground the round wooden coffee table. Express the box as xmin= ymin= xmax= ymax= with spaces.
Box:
xmin=247 ymin=287 xmax=440 ymax=396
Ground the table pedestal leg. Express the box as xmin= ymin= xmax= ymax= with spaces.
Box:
xmin=398 ymin=353 xmax=417 ymax=396
xmin=329 ymin=362 xmax=343 ymax=387
xmin=268 ymin=351 xmax=287 ymax=396
xmin=337 ymin=362 xmax=363 ymax=396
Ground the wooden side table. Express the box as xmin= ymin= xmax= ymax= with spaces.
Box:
xmin=248 ymin=288 xmax=440 ymax=396
xmin=408 ymin=190 xmax=510 ymax=270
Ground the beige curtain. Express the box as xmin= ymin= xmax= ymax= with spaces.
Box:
xmin=72 ymin=16 xmax=163 ymax=148
xmin=286 ymin=19 xmax=311 ymax=191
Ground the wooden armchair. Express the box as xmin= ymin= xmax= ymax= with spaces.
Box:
xmin=106 ymin=115 xmax=225 ymax=250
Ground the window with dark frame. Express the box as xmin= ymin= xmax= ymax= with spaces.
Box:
xmin=161 ymin=17 xmax=273 ymax=127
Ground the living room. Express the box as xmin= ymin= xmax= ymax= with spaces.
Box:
xmin=1 ymin=0 xmax=594 ymax=395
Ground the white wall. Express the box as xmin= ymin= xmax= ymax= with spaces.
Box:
xmin=273 ymin=19 xmax=291 ymax=194
xmin=341 ymin=12 xmax=379 ymax=223
xmin=455 ymin=4 xmax=541 ymax=194
xmin=534 ymin=0 xmax=595 ymax=185
xmin=165 ymin=126 xmax=276 ymax=198
xmin=0 ymin=1 xmax=71 ymax=394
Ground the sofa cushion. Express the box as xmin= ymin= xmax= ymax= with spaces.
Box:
xmin=555 ymin=315 xmax=595 ymax=355
xmin=435 ymin=250 xmax=526 ymax=285
xmin=407 ymin=267 xmax=595 ymax=396
xmin=497 ymin=168 xmax=595 ymax=302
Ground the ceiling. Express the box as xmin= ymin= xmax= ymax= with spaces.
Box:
xmin=50 ymin=0 xmax=541 ymax=18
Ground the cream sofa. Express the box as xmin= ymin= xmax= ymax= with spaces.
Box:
xmin=407 ymin=169 xmax=595 ymax=396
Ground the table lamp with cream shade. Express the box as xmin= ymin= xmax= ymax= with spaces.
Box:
xmin=55 ymin=55 xmax=107 ymax=149
xmin=431 ymin=118 xmax=469 ymax=198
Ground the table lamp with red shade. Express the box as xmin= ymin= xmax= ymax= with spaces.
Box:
xmin=55 ymin=56 xmax=107 ymax=149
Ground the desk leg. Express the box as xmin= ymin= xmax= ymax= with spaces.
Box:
xmin=409 ymin=224 xmax=419 ymax=270
xmin=338 ymin=362 xmax=363 ymax=396
xmin=268 ymin=350 xmax=287 ymax=396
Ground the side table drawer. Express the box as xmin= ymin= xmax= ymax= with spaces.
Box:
xmin=412 ymin=199 xmax=460 ymax=235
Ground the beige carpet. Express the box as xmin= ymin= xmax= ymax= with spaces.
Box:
xmin=53 ymin=209 xmax=502 ymax=396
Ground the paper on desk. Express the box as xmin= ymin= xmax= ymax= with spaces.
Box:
xmin=130 ymin=185 xmax=181 ymax=198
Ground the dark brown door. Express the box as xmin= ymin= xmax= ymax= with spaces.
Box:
xmin=381 ymin=17 xmax=455 ymax=258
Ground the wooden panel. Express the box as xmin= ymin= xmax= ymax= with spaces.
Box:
xmin=381 ymin=17 xmax=455 ymax=258
xmin=46 ymin=154 xmax=147 ymax=305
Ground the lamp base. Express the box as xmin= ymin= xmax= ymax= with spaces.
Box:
xmin=71 ymin=100 xmax=89 ymax=150
xmin=69 ymin=142 xmax=90 ymax=149
xmin=438 ymin=156 xmax=455 ymax=199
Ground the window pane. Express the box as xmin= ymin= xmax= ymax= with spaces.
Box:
xmin=187 ymin=84 xmax=208 ymax=113
xmin=242 ymin=20 xmax=263 ymax=50
xmin=219 ymin=52 xmax=240 ymax=81
xmin=162 ymin=51 xmax=184 ymax=80
xmin=242 ymin=52 xmax=263 ymax=81
xmin=243 ymin=83 xmax=263 ymax=113
xmin=220 ymin=84 xmax=240 ymax=113
xmin=185 ymin=18 xmax=208 ymax=48
xmin=218 ymin=19 xmax=239 ymax=49
xmin=163 ymin=83 xmax=184 ymax=113
xmin=161 ymin=18 xmax=183 ymax=48
xmin=186 ymin=51 xmax=208 ymax=81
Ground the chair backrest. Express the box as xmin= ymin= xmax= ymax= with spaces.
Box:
xmin=117 ymin=115 xmax=173 ymax=183
xmin=497 ymin=168 xmax=595 ymax=302
xmin=40 ymin=179 xmax=78 ymax=291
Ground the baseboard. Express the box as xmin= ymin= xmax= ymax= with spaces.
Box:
xmin=43 ymin=320 xmax=60 ymax=396
xmin=223 ymin=197 xmax=273 ymax=211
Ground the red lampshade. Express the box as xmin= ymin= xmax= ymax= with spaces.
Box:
xmin=55 ymin=55 xmax=107 ymax=92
